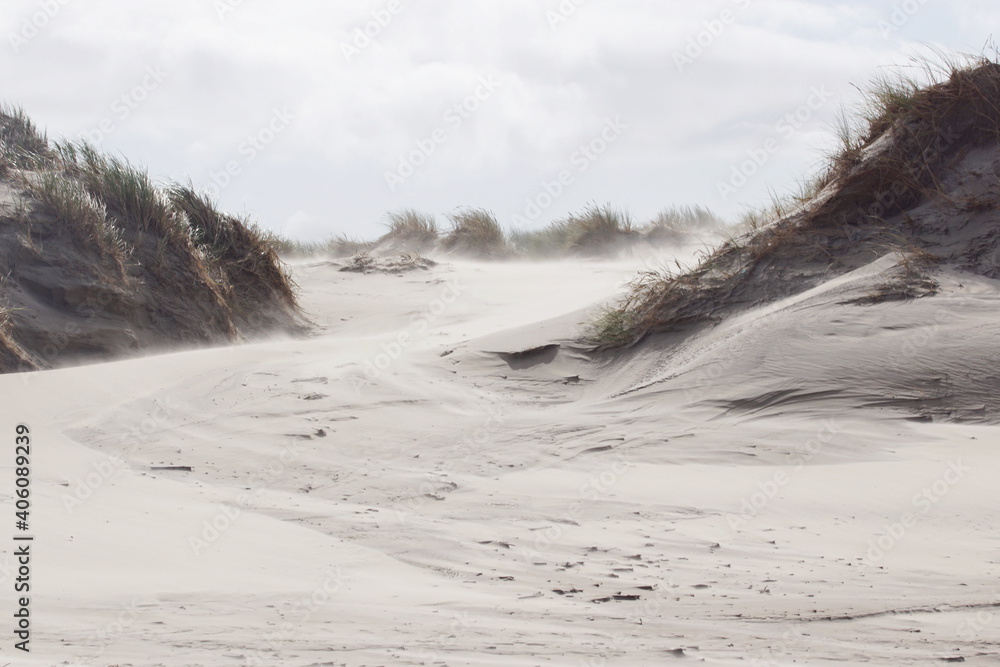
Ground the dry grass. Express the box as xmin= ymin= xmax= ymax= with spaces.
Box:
xmin=591 ymin=52 xmax=1000 ymax=347
xmin=60 ymin=142 xmax=190 ymax=240
xmin=508 ymin=225 xmax=569 ymax=258
xmin=0 ymin=276 xmax=31 ymax=372
xmin=168 ymin=185 xmax=297 ymax=312
xmin=382 ymin=209 xmax=438 ymax=246
xmin=644 ymin=205 xmax=723 ymax=239
xmin=264 ymin=233 xmax=372 ymax=258
xmin=554 ymin=204 xmax=636 ymax=255
xmin=20 ymin=171 xmax=128 ymax=270
xmin=340 ymin=251 xmax=436 ymax=274
xmin=443 ymin=207 xmax=509 ymax=258
xmin=508 ymin=204 xmax=646 ymax=257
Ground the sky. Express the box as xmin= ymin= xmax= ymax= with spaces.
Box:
xmin=1 ymin=1 xmax=996 ymax=241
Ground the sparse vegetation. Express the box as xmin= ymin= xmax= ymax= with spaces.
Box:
xmin=21 ymin=171 xmax=128 ymax=268
xmin=553 ymin=204 xmax=636 ymax=255
xmin=0 ymin=104 xmax=53 ymax=171
xmin=443 ymin=207 xmax=509 ymax=258
xmin=507 ymin=225 xmax=569 ymax=258
xmin=61 ymin=142 xmax=188 ymax=239
xmin=0 ymin=106 xmax=303 ymax=372
xmin=264 ymin=233 xmax=372 ymax=258
xmin=589 ymin=52 xmax=1000 ymax=347
xmin=168 ymin=185 xmax=298 ymax=316
xmin=645 ymin=205 xmax=723 ymax=239
xmin=381 ymin=209 xmax=438 ymax=248
xmin=586 ymin=306 xmax=636 ymax=346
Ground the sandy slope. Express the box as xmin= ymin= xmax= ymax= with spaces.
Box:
xmin=2 ymin=249 xmax=999 ymax=666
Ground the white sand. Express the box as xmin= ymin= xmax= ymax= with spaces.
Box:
xmin=2 ymin=248 xmax=998 ymax=666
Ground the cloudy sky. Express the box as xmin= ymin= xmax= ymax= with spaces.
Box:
xmin=1 ymin=1 xmax=995 ymax=240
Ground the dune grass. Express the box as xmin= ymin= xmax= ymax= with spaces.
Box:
xmin=262 ymin=230 xmax=366 ymax=257
xmin=588 ymin=51 xmax=1000 ymax=347
xmin=443 ymin=207 xmax=509 ymax=258
xmin=507 ymin=225 xmax=569 ymax=258
xmin=646 ymin=205 xmax=723 ymax=238
xmin=553 ymin=204 xmax=636 ymax=255
xmin=270 ymin=202 xmax=727 ymax=261
xmin=168 ymin=185 xmax=297 ymax=310
xmin=57 ymin=141 xmax=192 ymax=241
xmin=0 ymin=104 xmax=53 ymax=172
xmin=265 ymin=233 xmax=372 ymax=258
xmin=586 ymin=306 xmax=636 ymax=347
xmin=23 ymin=171 xmax=128 ymax=269
xmin=509 ymin=204 xmax=646 ymax=257
xmin=383 ymin=209 xmax=438 ymax=245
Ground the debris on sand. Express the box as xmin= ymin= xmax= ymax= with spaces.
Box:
xmin=339 ymin=252 xmax=438 ymax=275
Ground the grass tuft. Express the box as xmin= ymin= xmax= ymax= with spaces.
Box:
xmin=167 ymin=185 xmax=298 ymax=311
xmin=555 ymin=204 xmax=635 ymax=254
xmin=0 ymin=104 xmax=53 ymax=170
xmin=586 ymin=306 xmax=636 ymax=346
xmin=644 ymin=205 xmax=724 ymax=239
xmin=22 ymin=171 xmax=128 ymax=269
xmin=382 ymin=209 xmax=438 ymax=246
xmin=61 ymin=142 xmax=190 ymax=239
xmin=443 ymin=207 xmax=509 ymax=258
xmin=591 ymin=52 xmax=1000 ymax=348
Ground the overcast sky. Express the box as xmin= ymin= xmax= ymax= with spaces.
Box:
xmin=1 ymin=1 xmax=995 ymax=240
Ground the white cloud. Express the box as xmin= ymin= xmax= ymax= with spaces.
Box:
xmin=0 ymin=0 xmax=995 ymax=239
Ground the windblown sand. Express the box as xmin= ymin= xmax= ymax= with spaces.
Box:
xmin=2 ymin=249 xmax=998 ymax=666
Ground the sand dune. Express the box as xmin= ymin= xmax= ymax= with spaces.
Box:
xmin=2 ymin=246 xmax=998 ymax=666
xmin=5 ymin=55 xmax=1000 ymax=667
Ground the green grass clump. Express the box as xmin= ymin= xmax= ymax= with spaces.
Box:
xmin=58 ymin=141 xmax=190 ymax=240
xmin=24 ymin=171 xmax=127 ymax=266
xmin=586 ymin=306 xmax=636 ymax=346
xmin=0 ymin=104 xmax=52 ymax=171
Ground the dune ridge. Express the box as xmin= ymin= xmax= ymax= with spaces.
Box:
xmin=0 ymin=107 xmax=302 ymax=373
